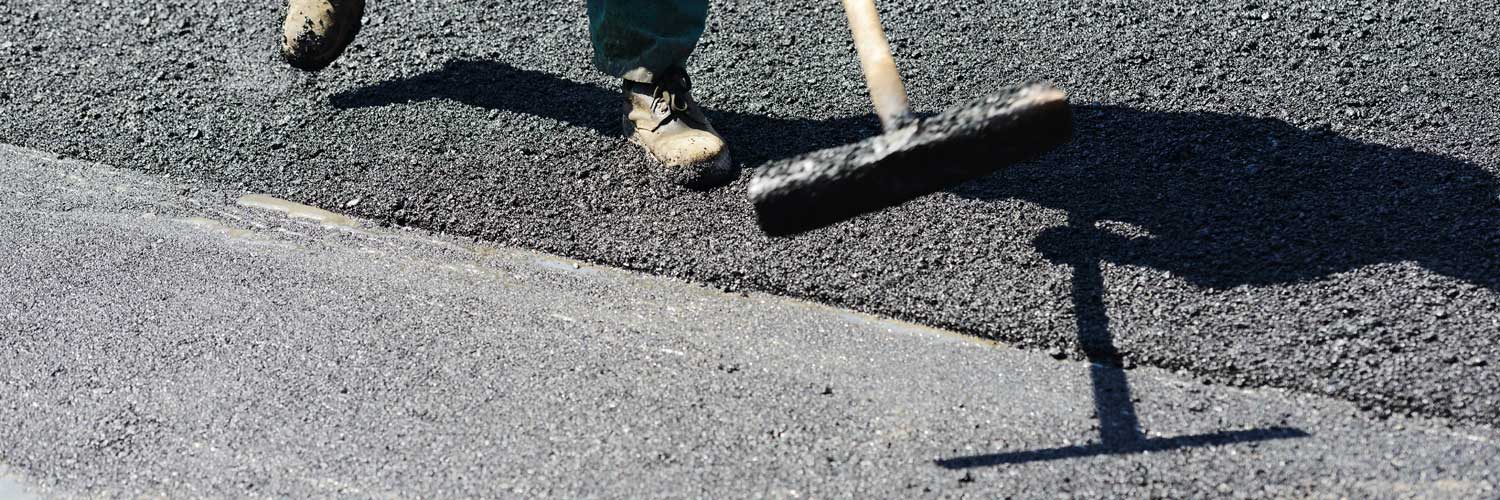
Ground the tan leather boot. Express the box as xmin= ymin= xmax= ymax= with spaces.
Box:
xmin=622 ymin=68 xmax=734 ymax=188
xmin=280 ymin=0 xmax=365 ymax=71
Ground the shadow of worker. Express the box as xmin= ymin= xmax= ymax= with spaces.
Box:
xmin=327 ymin=59 xmax=885 ymax=169
xmin=961 ymin=105 xmax=1500 ymax=292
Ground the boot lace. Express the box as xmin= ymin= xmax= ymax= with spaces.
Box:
xmin=643 ymin=71 xmax=704 ymax=132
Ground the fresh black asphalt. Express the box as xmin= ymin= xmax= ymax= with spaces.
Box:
xmin=1 ymin=0 xmax=1496 ymax=438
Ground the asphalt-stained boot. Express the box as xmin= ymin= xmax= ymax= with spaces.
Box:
xmin=280 ymin=0 xmax=365 ymax=71
xmin=622 ymin=68 xmax=734 ymax=188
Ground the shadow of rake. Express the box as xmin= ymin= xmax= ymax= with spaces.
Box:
xmin=936 ymin=426 xmax=1310 ymax=468
xmin=937 ymin=216 xmax=1310 ymax=468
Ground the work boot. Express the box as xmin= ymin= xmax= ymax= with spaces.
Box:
xmin=280 ymin=0 xmax=364 ymax=71
xmin=622 ymin=68 xmax=734 ymax=188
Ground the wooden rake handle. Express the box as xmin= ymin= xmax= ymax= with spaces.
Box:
xmin=842 ymin=0 xmax=912 ymax=131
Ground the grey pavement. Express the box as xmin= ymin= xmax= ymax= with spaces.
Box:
xmin=0 ymin=466 xmax=41 ymax=500
xmin=2 ymin=146 xmax=1497 ymax=497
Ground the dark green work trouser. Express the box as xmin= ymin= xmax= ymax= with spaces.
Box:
xmin=587 ymin=0 xmax=708 ymax=82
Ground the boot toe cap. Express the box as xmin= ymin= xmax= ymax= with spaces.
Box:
xmin=657 ymin=131 xmax=727 ymax=167
xmin=658 ymin=132 xmax=735 ymax=188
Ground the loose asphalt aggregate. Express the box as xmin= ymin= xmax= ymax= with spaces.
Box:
xmin=1 ymin=0 xmax=1497 ymax=432
xmin=2 ymin=145 xmax=1497 ymax=497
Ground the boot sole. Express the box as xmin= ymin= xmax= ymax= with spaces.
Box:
xmin=624 ymin=116 xmax=736 ymax=189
